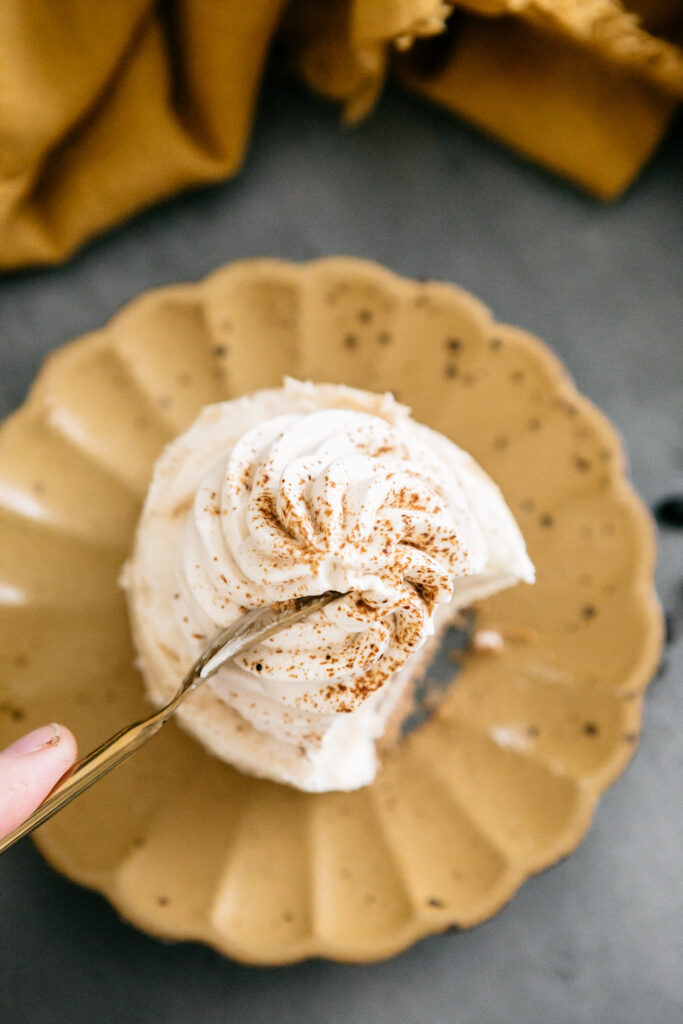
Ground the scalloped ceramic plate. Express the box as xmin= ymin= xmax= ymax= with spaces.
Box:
xmin=0 ymin=258 xmax=661 ymax=963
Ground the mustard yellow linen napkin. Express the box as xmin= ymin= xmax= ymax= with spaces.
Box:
xmin=398 ymin=1 xmax=683 ymax=198
xmin=1 ymin=0 xmax=681 ymax=270
xmin=288 ymin=0 xmax=683 ymax=198
xmin=0 ymin=0 xmax=286 ymax=270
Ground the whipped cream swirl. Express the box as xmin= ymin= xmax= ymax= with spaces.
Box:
xmin=125 ymin=380 xmax=534 ymax=790
xmin=178 ymin=409 xmax=487 ymax=713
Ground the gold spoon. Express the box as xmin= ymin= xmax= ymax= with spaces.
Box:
xmin=0 ymin=591 xmax=342 ymax=855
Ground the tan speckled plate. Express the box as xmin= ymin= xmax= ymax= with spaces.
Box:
xmin=0 ymin=258 xmax=662 ymax=963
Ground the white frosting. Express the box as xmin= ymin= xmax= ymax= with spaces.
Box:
xmin=124 ymin=379 xmax=534 ymax=791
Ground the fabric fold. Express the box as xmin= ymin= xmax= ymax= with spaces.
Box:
xmin=0 ymin=0 xmax=681 ymax=270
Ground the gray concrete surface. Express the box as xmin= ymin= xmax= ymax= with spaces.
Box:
xmin=0 ymin=76 xmax=681 ymax=1024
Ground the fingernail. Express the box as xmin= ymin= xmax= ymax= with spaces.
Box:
xmin=2 ymin=724 xmax=61 ymax=756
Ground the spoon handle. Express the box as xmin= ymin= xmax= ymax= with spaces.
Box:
xmin=0 ymin=591 xmax=341 ymax=855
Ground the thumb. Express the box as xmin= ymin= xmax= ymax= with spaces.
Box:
xmin=0 ymin=724 xmax=78 ymax=841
